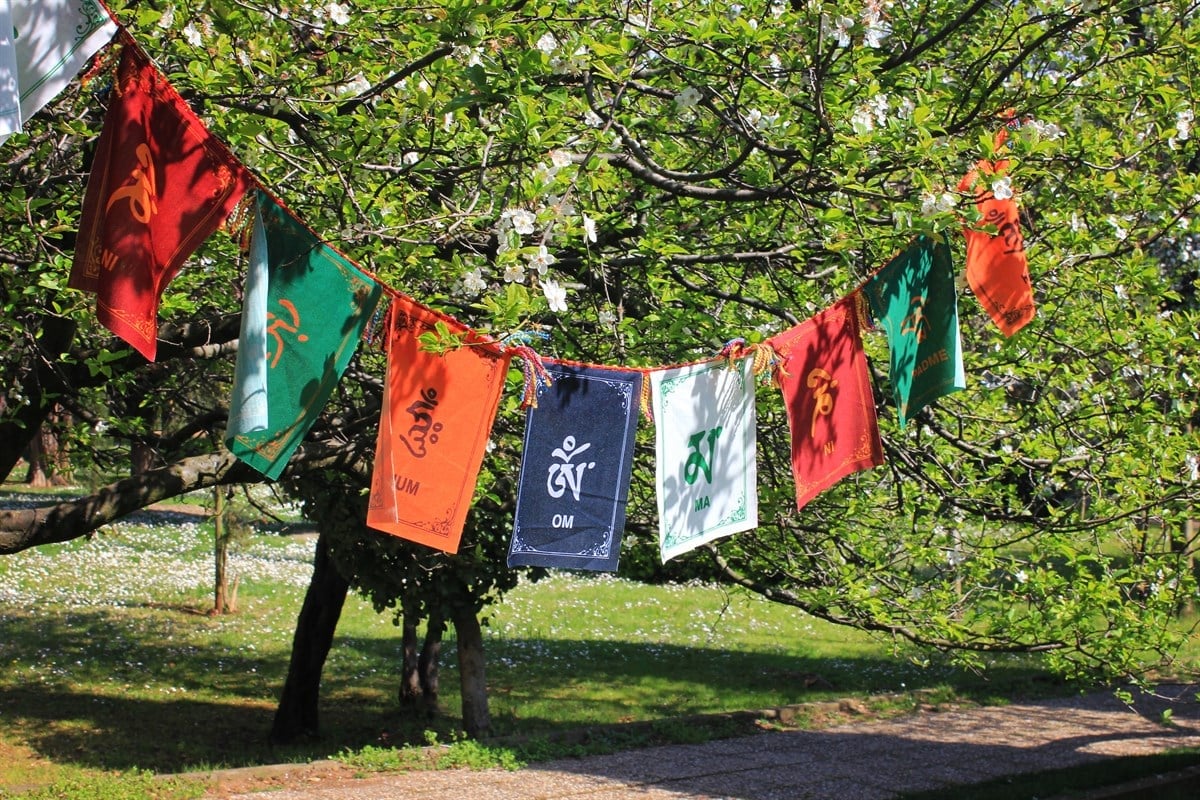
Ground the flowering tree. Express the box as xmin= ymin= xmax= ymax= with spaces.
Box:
xmin=3 ymin=0 xmax=1200 ymax=740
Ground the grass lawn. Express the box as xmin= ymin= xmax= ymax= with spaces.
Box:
xmin=0 ymin=487 xmax=1191 ymax=797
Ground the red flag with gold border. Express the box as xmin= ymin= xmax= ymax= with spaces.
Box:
xmin=69 ymin=38 xmax=253 ymax=360
xmin=768 ymin=293 xmax=883 ymax=511
xmin=367 ymin=297 xmax=511 ymax=554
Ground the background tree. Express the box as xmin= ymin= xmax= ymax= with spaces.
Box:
xmin=2 ymin=0 xmax=1199 ymax=741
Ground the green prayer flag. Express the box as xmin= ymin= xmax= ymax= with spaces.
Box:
xmin=865 ymin=235 xmax=965 ymax=429
xmin=228 ymin=195 xmax=382 ymax=479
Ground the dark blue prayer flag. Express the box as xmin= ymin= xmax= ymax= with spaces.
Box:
xmin=508 ymin=362 xmax=643 ymax=572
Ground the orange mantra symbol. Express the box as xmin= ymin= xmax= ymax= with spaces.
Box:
xmin=105 ymin=143 xmax=159 ymax=224
xmin=265 ymin=299 xmax=310 ymax=368
xmin=101 ymin=249 xmax=120 ymax=272
xmin=900 ymin=294 xmax=929 ymax=342
xmin=806 ymin=367 xmax=838 ymax=439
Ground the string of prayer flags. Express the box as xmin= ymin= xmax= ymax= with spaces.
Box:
xmin=651 ymin=357 xmax=758 ymax=563
xmin=0 ymin=0 xmax=118 ymax=146
xmin=225 ymin=190 xmax=270 ymax=440
xmin=864 ymin=235 xmax=965 ymax=428
xmin=768 ymin=293 xmax=883 ymax=511
xmin=366 ymin=296 xmax=511 ymax=554
xmin=958 ymin=131 xmax=1035 ymax=336
xmin=226 ymin=192 xmax=382 ymax=479
xmin=508 ymin=362 xmax=643 ymax=572
xmin=69 ymin=38 xmax=254 ymax=360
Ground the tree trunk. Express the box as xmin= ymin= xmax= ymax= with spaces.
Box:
xmin=451 ymin=605 xmax=489 ymax=738
xmin=24 ymin=416 xmax=71 ymax=487
xmin=270 ymin=531 xmax=350 ymax=744
xmin=419 ymin=609 xmax=445 ymax=716
xmin=398 ymin=606 xmax=422 ymax=709
xmin=212 ymin=488 xmax=233 ymax=615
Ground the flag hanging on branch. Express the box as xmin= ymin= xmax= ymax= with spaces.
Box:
xmin=0 ymin=0 xmax=118 ymax=145
xmin=366 ymin=297 xmax=510 ymax=554
xmin=69 ymin=38 xmax=253 ymax=361
xmin=959 ymin=129 xmax=1035 ymax=337
xmin=226 ymin=189 xmax=270 ymax=439
xmin=0 ymin=2 xmax=18 ymax=139
xmin=768 ymin=294 xmax=883 ymax=511
xmin=650 ymin=357 xmax=758 ymax=563
xmin=865 ymin=235 xmax=965 ymax=428
xmin=226 ymin=192 xmax=381 ymax=479
xmin=508 ymin=363 xmax=642 ymax=572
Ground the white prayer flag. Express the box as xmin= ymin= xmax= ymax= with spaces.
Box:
xmin=1 ymin=0 xmax=20 ymax=139
xmin=651 ymin=357 xmax=758 ymax=562
xmin=1 ymin=0 xmax=117 ymax=144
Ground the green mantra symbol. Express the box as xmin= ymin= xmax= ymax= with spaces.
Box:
xmin=683 ymin=426 xmax=723 ymax=485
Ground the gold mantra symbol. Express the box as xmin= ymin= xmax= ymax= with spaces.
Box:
xmin=900 ymin=294 xmax=929 ymax=342
xmin=105 ymin=143 xmax=159 ymax=224
xmin=806 ymin=367 xmax=837 ymax=439
xmin=266 ymin=299 xmax=309 ymax=368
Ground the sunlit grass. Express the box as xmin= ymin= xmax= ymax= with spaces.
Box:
xmin=0 ymin=488 xmax=1098 ymax=794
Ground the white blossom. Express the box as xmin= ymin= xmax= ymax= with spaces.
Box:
xmin=462 ymin=269 xmax=487 ymax=294
xmin=527 ymin=245 xmax=557 ymax=275
xmin=1188 ymin=453 xmax=1200 ymax=482
xmin=542 ymin=279 xmax=568 ymax=313
xmin=598 ymin=307 xmax=616 ymax=325
xmin=182 ymin=22 xmax=202 ymax=46
xmin=502 ymin=208 xmax=537 ymax=235
xmin=675 ymin=86 xmax=703 ymax=110
xmin=536 ymin=32 xmax=558 ymax=55
xmin=896 ymin=96 xmax=915 ymax=119
xmin=1015 ymin=569 xmax=1028 ymax=584
xmin=868 ymin=93 xmax=889 ymax=126
xmin=157 ymin=6 xmax=175 ymax=28
xmin=550 ymin=149 xmax=573 ymax=169
xmin=402 ymin=151 xmax=420 ymax=166
xmin=991 ymin=176 xmax=1013 ymax=201
xmin=584 ymin=110 xmax=603 ymax=127
xmin=920 ymin=191 xmax=956 ymax=216
xmin=851 ymin=106 xmax=875 ymax=134
xmin=1177 ymin=109 xmax=1194 ymax=143
xmin=326 ymin=2 xmax=350 ymax=25
xmin=452 ymin=45 xmax=483 ymax=67
xmin=503 ymin=263 xmax=525 ymax=283
xmin=863 ymin=18 xmax=891 ymax=48
xmin=827 ymin=14 xmax=854 ymax=48
xmin=583 ymin=214 xmax=597 ymax=243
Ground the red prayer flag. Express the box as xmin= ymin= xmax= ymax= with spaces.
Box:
xmin=69 ymin=39 xmax=253 ymax=360
xmin=958 ymin=129 xmax=1035 ymax=337
xmin=367 ymin=296 xmax=511 ymax=554
xmin=768 ymin=293 xmax=883 ymax=511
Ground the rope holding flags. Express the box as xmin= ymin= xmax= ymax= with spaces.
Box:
xmin=0 ymin=0 xmax=1048 ymax=568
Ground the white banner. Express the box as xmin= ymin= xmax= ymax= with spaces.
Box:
xmin=651 ymin=357 xmax=758 ymax=562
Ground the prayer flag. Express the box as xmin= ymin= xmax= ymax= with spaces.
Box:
xmin=1 ymin=0 xmax=118 ymax=145
xmin=226 ymin=194 xmax=382 ymax=479
xmin=69 ymin=40 xmax=253 ymax=361
xmin=366 ymin=296 xmax=510 ymax=554
xmin=226 ymin=190 xmax=270 ymax=439
xmin=508 ymin=363 xmax=642 ymax=572
xmin=865 ymin=235 xmax=965 ymax=428
xmin=1 ymin=1 xmax=18 ymax=139
xmin=769 ymin=294 xmax=883 ymax=511
xmin=959 ymin=146 xmax=1034 ymax=336
xmin=651 ymin=357 xmax=757 ymax=562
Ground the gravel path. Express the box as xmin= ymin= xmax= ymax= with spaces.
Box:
xmin=208 ymin=684 xmax=1200 ymax=799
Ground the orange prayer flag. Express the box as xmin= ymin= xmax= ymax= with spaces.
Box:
xmin=366 ymin=297 xmax=511 ymax=554
xmin=958 ymin=136 xmax=1035 ymax=337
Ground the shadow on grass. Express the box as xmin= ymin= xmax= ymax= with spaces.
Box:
xmin=1 ymin=603 xmax=1072 ymax=776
